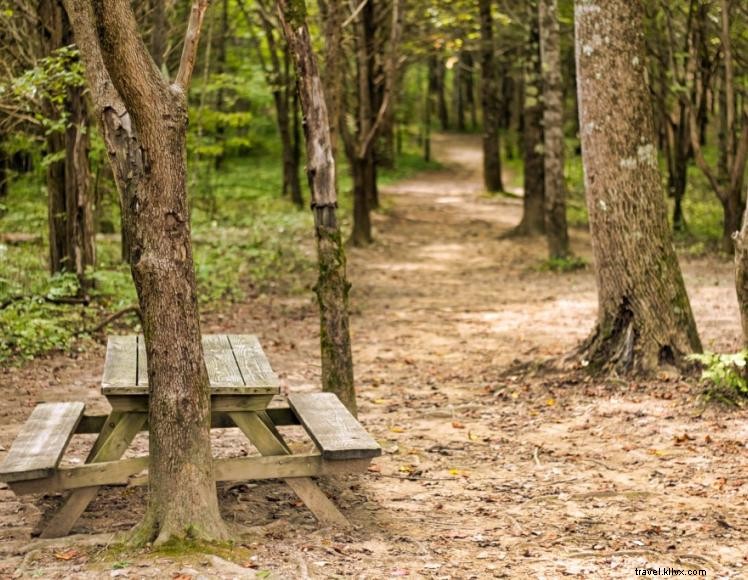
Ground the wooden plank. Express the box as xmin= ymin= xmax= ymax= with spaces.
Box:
xmin=0 ymin=402 xmax=85 ymax=483
xmin=136 ymin=334 xmax=147 ymax=387
xmin=101 ymin=336 xmax=137 ymax=392
xmin=288 ymin=393 xmax=382 ymax=460
xmin=203 ymin=335 xmax=245 ymax=387
xmin=11 ymin=453 xmax=370 ymax=494
xmin=40 ymin=413 xmax=146 ymax=539
xmin=230 ymin=411 xmax=350 ymax=528
xmin=106 ymin=394 xmax=275 ymax=413
xmin=105 ymin=334 xmax=277 ymax=396
xmin=227 ymin=335 xmax=279 ymax=389
xmin=140 ymin=334 xmax=245 ymax=387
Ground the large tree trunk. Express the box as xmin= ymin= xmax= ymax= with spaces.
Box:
xmin=69 ymin=0 xmax=227 ymax=545
xmin=539 ymin=0 xmax=569 ymax=259
xmin=574 ymin=0 xmax=701 ymax=373
xmin=278 ymin=0 xmax=356 ymax=414
xmin=478 ymin=0 xmax=503 ymax=193
xmin=514 ymin=0 xmax=545 ymax=236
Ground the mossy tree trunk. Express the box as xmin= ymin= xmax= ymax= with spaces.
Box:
xmin=574 ymin=0 xmax=702 ymax=373
xmin=67 ymin=0 xmax=227 ymax=545
xmin=539 ymin=0 xmax=569 ymax=259
xmin=277 ymin=0 xmax=357 ymax=414
xmin=514 ymin=0 xmax=545 ymax=237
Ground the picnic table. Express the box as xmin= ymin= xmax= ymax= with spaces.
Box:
xmin=0 ymin=335 xmax=381 ymax=538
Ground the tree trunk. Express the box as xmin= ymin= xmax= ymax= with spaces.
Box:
xmin=514 ymin=1 xmax=545 ymax=236
xmin=40 ymin=0 xmax=94 ymax=288
xmin=478 ymin=0 xmax=503 ymax=193
xmin=149 ymin=0 xmax=167 ymax=69
xmin=350 ymin=157 xmax=373 ymax=246
xmin=277 ymin=0 xmax=356 ymax=414
xmin=464 ymin=51 xmax=478 ymax=130
xmin=574 ymin=0 xmax=702 ymax=373
xmin=734 ymin=195 xmax=748 ymax=347
xmin=454 ymin=51 xmax=466 ymax=132
xmin=0 ymin=137 xmax=7 ymax=198
xmin=436 ymin=57 xmax=449 ymax=131
xmin=72 ymin=0 xmax=227 ymax=545
xmin=290 ymin=88 xmax=304 ymax=207
xmin=64 ymin=83 xmax=95 ymax=288
xmin=539 ymin=0 xmax=569 ymax=259
xmin=213 ymin=0 xmax=228 ymax=170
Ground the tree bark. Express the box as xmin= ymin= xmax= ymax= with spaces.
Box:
xmin=454 ymin=51 xmax=466 ymax=132
xmin=574 ymin=0 xmax=702 ymax=373
xmin=67 ymin=0 xmax=227 ymax=545
xmin=277 ymin=0 xmax=357 ymax=414
xmin=514 ymin=1 xmax=545 ymax=236
xmin=539 ymin=0 xmax=569 ymax=259
xmin=40 ymin=0 xmax=95 ymax=288
xmin=478 ymin=0 xmax=503 ymax=193
xmin=149 ymin=0 xmax=167 ymax=69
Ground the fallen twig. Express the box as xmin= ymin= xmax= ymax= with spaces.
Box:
xmin=90 ymin=305 xmax=142 ymax=333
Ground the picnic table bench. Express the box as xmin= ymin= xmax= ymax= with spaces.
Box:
xmin=0 ymin=335 xmax=380 ymax=538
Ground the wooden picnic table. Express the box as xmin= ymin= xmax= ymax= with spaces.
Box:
xmin=0 ymin=335 xmax=381 ymax=538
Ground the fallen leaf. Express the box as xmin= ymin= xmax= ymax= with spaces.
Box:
xmin=452 ymin=421 xmax=465 ymax=429
xmin=389 ymin=426 xmax=405 ymax=433
xmin=468 ymin=431 xmax=479 ymax=441
xmin=368 ymin=464 xmax=381 ymax=473
xmin=546 ymin=398 xmax=556 ymax=406
xmin=54 ymin=549 xmax=80 ymax=561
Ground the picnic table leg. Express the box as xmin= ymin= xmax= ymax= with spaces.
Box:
xmin=228 ymin=411 xmax=350 ymax=528
xmin=40 ymin=412 xmax=147 ymax=538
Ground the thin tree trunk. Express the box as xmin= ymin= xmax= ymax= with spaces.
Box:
xmin=68 ymin=0 xmax=228 ymax=544
xmin=149 ymin=0 xmax=167 ymax=69
xmin=539 ymin=0 xmax=569 ymax=259
xmin=213 ymin=0 xmax=228 ymax=170
xmin=277 ymin=0 xmax=356 ymax=414
xmin=351 ymin=157 xmax=373 ymax=246
xmin=478 ymin=0 xmax=503 ymax=193
xmin=464 ymin=51 xmax=478 ymax=130
xmin=574 ymin=0 xmax=702 ymax=373
xmin=454 ymin=51 xmax=466 ymax=132
xmin=0 ymin=135 xmax=7 ymax=198
xmin=436 ymin=57 xmax=449 ymax=131
xmin=514 ymin=0 xmax=545 ymax=236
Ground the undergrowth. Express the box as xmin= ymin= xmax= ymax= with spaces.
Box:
xmin=688 ymin=351 xmax=748 ymax=406
xmin=0 ymin=142 xmax=431 ymax=363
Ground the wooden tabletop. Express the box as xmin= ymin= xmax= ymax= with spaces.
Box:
xmin=101 ymin=335 xmax=280 ymax=396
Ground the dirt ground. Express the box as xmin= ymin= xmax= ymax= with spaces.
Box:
xmin=1 ymin=134 xmax=746 ymax=579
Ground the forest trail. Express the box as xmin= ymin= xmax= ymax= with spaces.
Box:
xmin=1 ymin=134 xmax=747 ymax=578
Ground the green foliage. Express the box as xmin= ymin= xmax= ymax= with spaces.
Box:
xmin=688 ymin=351 xmax=748 ymax=405
xmin=0 ymin=44 xmax=85 ymax=135
xmin=536 ymin=255 xmax=588 ymax=273
xmin=0 ymin=299 xmax=84 ymax=361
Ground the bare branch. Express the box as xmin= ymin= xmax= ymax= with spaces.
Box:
xmin=343 ymin=0 xmax=368 ymax=28
xmin=175 ymin=0 xmax=211 ymax=91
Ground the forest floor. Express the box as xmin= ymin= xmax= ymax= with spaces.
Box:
xmin=1 ymin=133 xmax=747 ymax=579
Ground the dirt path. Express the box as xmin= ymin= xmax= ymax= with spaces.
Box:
xmin=1 ymin=133 xmax=747 ymax=578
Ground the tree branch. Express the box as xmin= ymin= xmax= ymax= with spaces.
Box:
xmin=175 ymin=0 xmax=211 ymax=91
